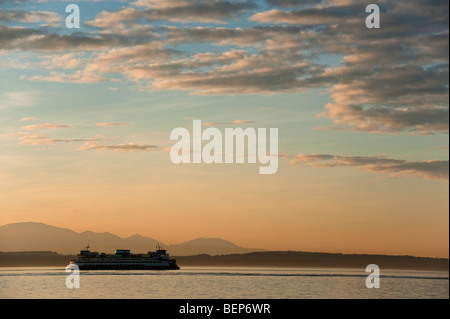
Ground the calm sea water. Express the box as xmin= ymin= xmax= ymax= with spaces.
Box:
xmin=0 ymin=266 xmax=448 ymax=299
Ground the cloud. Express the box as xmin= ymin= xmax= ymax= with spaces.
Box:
xmin=291 ymin=153 xmax=449 ymax=181
xmin=0 ymin=25 xmax=153 ymax=52
xmin=145 ymin=49 xmax=328 ymax=94
xmin=22 ymin=123 xmax=71 ymax=130
xmin=143 ymin=0 xmax=257 ymax=23
xmin=0 ymin=0 xmax=35 ymax=3
xmin=265 ymin=0 xmax=319 ymax=7
xmin=249 ymin=6 xmax=362 ymax=25
xmin=318 ymin=63 xmax=449 ymax=134
xmin=39 ymin=53 xmax=83 ymax=69
xmin=25 ymin=43 xmax=327 ymax=92
xmin=95 ymin=122 xmax=129 ymax=127
xmin=19 ymin=117 xmax=36 ymax=121
xmin=80 ymin=142 xmax=159 ymax=152
xmin=23 ymin=43 xmax=181 ymax=83
xmin=164 ymin=25 xmax=311 ymax=47
xmin=86 ymin=0 xmax=257 ymax=26
xmin=18 ymin=132 xmax=98 ymax=145
xmin=1 ymin=0 xmax=448 ymax=134
xmin=85 ymin=8 xmax=143 ymax=29
xmin=248 ymin=0 xmax=449 ymax=133
xmin=133 ymin=0 xmax=194 ymax=8
xmin=0 ymin=9 xmax=61 ymax=26
xmin=142 ymin=0 xmax=256 ymax=23
xmin=203 ymin=119 xmax=255 ymax=126
xmin=23 ymin=71 xmax=106 ymax=83
xmin=231 ymin=119 xmax=254 ymax=124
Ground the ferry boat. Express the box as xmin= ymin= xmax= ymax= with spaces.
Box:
xmin=70 ymin=245 xmax=180 ymax=270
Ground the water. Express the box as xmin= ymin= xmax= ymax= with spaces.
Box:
xmin=0 ymin=267 xmax=448 ymax=299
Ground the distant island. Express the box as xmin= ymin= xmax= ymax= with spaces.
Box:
xmin=0 ymin=251 xmax=448 ymax=271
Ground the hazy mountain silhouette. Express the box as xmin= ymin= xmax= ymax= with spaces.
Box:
xmin=0 ymin=222 xmax=263 ymax=255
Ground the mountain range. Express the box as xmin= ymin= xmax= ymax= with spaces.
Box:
xmin=0 ymin=222 xmax=264 ymax=256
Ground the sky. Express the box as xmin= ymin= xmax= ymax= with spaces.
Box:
xmin=0 ymin=0 xmax=448 ymax=258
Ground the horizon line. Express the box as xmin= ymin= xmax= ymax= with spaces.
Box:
xmin=1 ymin=221 xmax=448 ymax=260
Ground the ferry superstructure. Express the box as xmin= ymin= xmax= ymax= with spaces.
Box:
xmin=70 ymin=245 xmax=180 ymax=270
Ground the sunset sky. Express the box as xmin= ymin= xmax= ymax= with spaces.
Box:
xmin=0 ymin=0 xmax=448 ymax=258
